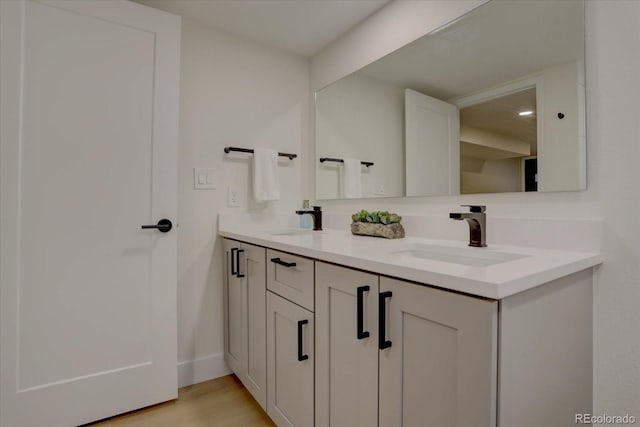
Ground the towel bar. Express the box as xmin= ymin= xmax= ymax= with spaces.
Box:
xmin=319 ymin=157 xmax=373 ymax=167
xmin=224 ymin=146 xmax=297 ymax=160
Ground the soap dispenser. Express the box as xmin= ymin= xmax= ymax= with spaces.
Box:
xmin=299 ymin=200 xmax=312 ymax=229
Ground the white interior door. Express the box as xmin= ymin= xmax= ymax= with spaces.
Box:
xmin=405 ymin=88 xmax=460 ymax=196
xmin=0 ymin=1 xmax=181 ymax=426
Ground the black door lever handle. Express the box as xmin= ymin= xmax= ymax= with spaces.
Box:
xmin=141 ymin=218 xmax=172 ymax=233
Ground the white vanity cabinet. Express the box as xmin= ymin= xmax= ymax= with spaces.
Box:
xmin=221 ymin=232 xmax=596 ymax=427
xmin=265 ymin=249 xmax=316 ymax=427
xmin=315 ymin=263 xmax=497 ymax=427
xmin=315 ymin=261 xmax=592 ymax=427
xmin=222 ymin=239 xmax=267 ymax=409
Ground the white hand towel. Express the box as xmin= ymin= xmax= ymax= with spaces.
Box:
xmin=253 ymin=148 xmax=280 ymax=202
xmin=343 ymin=158 xmax=362 ymax=199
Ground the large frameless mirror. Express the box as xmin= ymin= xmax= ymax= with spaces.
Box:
xmin=315 ymin=0 xmax=585 ymax=199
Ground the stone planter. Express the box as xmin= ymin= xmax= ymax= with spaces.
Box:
xmin=350 ymin=222 xmax=405 ymax=239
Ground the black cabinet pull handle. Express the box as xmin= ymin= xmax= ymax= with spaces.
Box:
xmin=271 ymin=257 xmax=297 ymax=268
xmin=236 ymin=249 xmax=245 ymax=278
xmin=357 ymin=285 xmax=370 ymax=340
xmin=141 ymin=218 xmax=172 ymax=233
xmin=379 ymin=291 xmax=392 ymax=350
xmin=297 ymin=319 xmax=309 ymax=361
xmin=230 ymin=248 xmax=238 ymax=276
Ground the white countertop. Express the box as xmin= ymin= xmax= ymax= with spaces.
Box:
xmin=218 ymin=223 xmax=602 ymax=299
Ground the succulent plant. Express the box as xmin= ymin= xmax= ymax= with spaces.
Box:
xmin=351 ymin=209 xmax=402 ymax=224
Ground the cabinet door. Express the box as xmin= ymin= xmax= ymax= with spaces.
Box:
xmin=267 ymin=291 xmax=314 ymax=427
xmin=243 ymin=242 xmax=267 ymax=409
xmin=223 ymin=239 xmax=245 ymax=376
xmin=315 ymin=262 xmax=379 ymax=427
xmin=379 ymin=277 xmax=498 ymax=427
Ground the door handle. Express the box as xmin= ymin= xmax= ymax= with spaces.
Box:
xmin=297 ymin=319 xmax=309 ymax=361
xmin=356 ymin=285 xmax=370 ymax=340
xmin=270 ymin=257 xmax=297 ymax=268
xmin=230 ymin=248 xmax=238 ymax=276
xmin=236 ymin=249 xmax=245 ymax=278
xmin=141 ymin=218 xmax=172 ymax=233
xmin=379 ymin=291 xmax=392 ymax=350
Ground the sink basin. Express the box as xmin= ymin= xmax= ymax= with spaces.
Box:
xmin=387 ymin=243 xmax=528 ymax=267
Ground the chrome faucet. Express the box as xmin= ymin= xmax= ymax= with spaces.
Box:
xmin=449 ymin=205 xmax=487 ymax=247
xmin=296 ymin=206 xmax=322 ymax=231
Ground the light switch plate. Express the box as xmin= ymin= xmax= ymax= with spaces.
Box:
xmin=194 ymin=168 xmax=216 ymax=189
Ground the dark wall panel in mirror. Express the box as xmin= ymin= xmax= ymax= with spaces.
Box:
xmin=315 ymin=0 xmax=585 ymax=200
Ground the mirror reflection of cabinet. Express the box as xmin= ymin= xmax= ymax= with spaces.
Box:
xmin=315 ymin=0 xmax=585 ymax=200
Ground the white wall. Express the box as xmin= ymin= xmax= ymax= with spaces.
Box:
xmin=461 ymin=157 xmax=521 ymax=194
xmin=310 ymin=0 xmax=640 ymax=417
xmin=177 ymin=18 xmax=308 ymax=384
xmin=316 ymin=73 xmax=404 ymax=199
xmin=454 ymin=60 xmax=584 ymax=192
xmin=459 ymin=126 xmax=531 ymax=156
xmin=541 ymin=60 xmax=585 ymax=192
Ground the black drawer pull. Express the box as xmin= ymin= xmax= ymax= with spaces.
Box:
xmin=379 ymin=291 xmax=392 ymax=350
xmin=357 ymin=285 xmax=370 ymax=340
xmin=271 ymin=257 xmax=297 ymax=268
xmin=297 ymin=319 xmax=309 ymax=361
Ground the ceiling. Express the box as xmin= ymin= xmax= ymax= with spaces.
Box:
xmin=359 ymin=0 xmax=583 ymax=100
xmin=461 ymin=87 xmax=537 ymax=154
xmin=133 ymin=0 xmax=391 ymax=57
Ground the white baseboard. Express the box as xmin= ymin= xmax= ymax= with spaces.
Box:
xmin=177 ymin=353 xmax=231 ymax=388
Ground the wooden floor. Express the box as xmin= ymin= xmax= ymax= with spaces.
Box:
xmin=87 ymin=375 xmax=275 ymax=427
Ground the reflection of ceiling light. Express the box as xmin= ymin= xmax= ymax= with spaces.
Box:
xmin=518 ymin=111 xmax=534 ymax=116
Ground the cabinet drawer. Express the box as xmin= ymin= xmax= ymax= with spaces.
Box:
xmin=267 ymin=249 xmax=314 ymax=311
